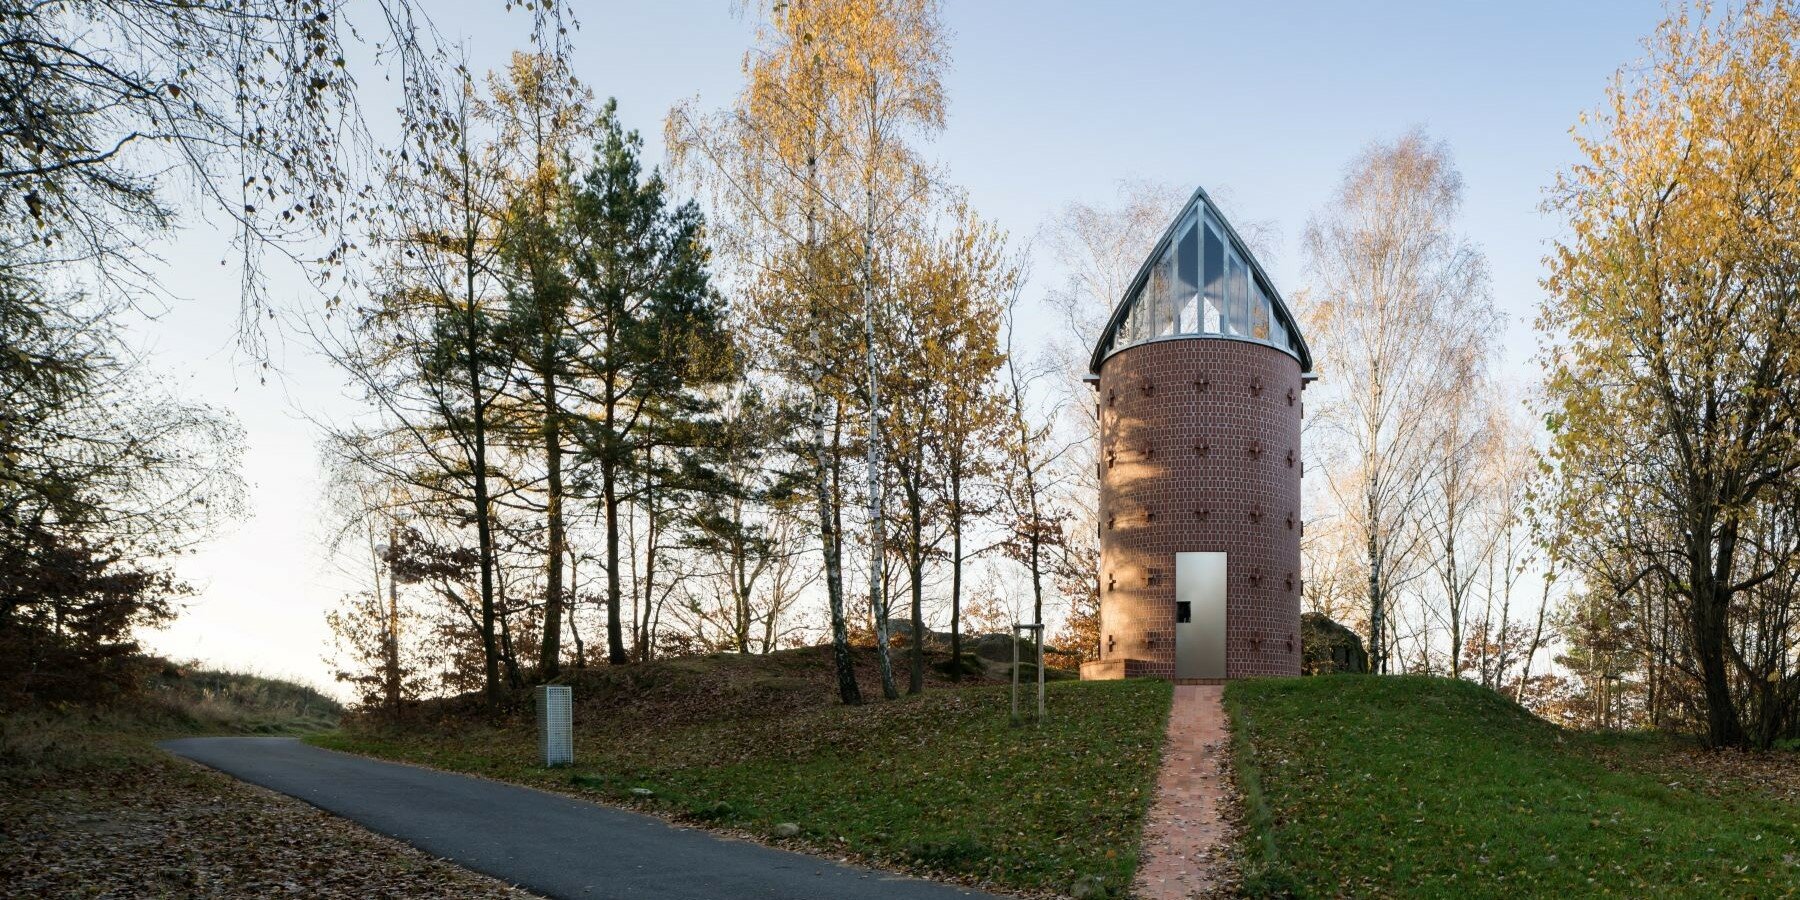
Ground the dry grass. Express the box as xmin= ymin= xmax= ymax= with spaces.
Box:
xmin=0 ymin=661 xmax=532 ymax=898
xmin=1 ymin=664 xmax=340 ymax=785
xmin=0 ymin=751 xmax=537 ymax=898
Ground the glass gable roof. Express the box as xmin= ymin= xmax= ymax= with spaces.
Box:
xmin=1089 ymin=186 xmax=1312 ymax=374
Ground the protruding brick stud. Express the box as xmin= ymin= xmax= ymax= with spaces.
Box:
xmin=1249 ymin=505 xmax=1263 ymax=524
xmin=1250 ymin=375 xmax=1263 ymax=396
xmin=1107 ymin=388 xmax=1117 ymax=406
xmin=1286 ymin=512 xmax=1295 ymax=531
xmin=1194 ymin=441 xmax=1210 ymax=457
xmin=1249 ymin=568 xmax=1263 ymax=586
xmin=1248 ymin=440 xmax=1263 ymax=459
xmin=1288 ymin=387 xmax=1296 ymax=406
xmin=1141 ymin=379 xmax=1154 ymax=396
xmin=1195 ymin=374 xmax=1209 ymax=392
xmin=1287 ymin=447 xmax=1295 ymax=468
xmin=1285 ymin=572 xmax=1295 ymax=591
xmin=1194 ymin=508 xmax=1210 ymax=521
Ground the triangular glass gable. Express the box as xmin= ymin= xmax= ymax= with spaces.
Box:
xmin=1089 ymin=188 xmax=1311 ymax=374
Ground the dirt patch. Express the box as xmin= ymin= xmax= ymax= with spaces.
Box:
xmin=1596 ymin=738 xmax=1800 ymax=803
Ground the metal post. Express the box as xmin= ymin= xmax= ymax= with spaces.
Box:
xmin=1010 ymin=626 xmax=1021 ymax=725
xmin=1037 ymin=628 xmax=1046 ymax=720
xmin=385 ymin=520 xmax=400 ymax=716
xmin=1011 ymin=622 xmax=1046 ymax=725
xmin=536 ymin=684 xmax=573 ymax=766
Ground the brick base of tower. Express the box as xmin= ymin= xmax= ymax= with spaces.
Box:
xmin=1079 ymin=658 xmax=1161 ymax=680
xmin=1087 ymin=337 xmax=1304 ymax=680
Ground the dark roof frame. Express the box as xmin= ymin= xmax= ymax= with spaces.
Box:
xmin=1087 ymin=185 xmax=1313 ymax=375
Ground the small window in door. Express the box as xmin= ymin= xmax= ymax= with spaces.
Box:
xmin=1176 ymin=601 xmax=1192 ymax=624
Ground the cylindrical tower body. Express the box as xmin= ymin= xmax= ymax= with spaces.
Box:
xmin=1081 ymin=187 xmax=1311 ymax=682
xmin=1095 ymin=339 xmax=1302 ymax=678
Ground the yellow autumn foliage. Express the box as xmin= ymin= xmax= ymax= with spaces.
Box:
xmin=1542 ymin=0 xmax=1800 ymax=748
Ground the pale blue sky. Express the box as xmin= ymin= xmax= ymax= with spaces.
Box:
xmin=141 ymin=1 xmax=1666 ymax=691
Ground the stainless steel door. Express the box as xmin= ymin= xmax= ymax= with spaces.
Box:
xmin=1175 ymin=552 xmax=1227 ymax=678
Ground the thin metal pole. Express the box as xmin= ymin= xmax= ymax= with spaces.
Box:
xmin=1036 ymin=627 xmax=1046 ymax=720
xmin=1010 ymin=625 xmax=1020 ymax=725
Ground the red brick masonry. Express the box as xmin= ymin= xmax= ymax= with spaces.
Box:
xmin=1078 ymin=658 xmax=1159 ymax=680
xmin=1089 ymin=337 xmax=1303 ymax=679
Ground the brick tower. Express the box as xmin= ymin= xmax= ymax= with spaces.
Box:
xmin=1079 ymin=187 xmax=1313 ymax=682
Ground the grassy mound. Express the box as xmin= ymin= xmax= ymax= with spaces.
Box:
xmin=147 ymin=664 xmax=343 ymax=734
xmin=317 ymin=651 xmax=1166 ymax=897
xmin=1227 ymin=675 xmax=1800 ymax=898
xmin=2 ymin=661 xmax=342 ymax=784
xmin=412 ymin=644 xmax=1022 ymax=727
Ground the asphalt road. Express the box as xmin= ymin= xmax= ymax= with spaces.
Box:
xmin=161 ymin=737 xmax=997 ymax=900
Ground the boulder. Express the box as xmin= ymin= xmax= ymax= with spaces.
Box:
xmin=1069 ymin=874 xmax=1109 ymax=899
xmin=1301 ymin=612 xmax=1369 ymax=674
xmin=773 ymin=822 xmax=801 ymax=838
xmin=884 ymin=617 xmax=951 ymax=648
xmin=971 ymin=632 xmax=1017 ymax=662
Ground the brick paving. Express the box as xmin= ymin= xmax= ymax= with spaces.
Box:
xmin=1133 ymin=684 xmax=1233 ymax=899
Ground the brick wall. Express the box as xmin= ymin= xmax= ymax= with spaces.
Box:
xmin=1093 ymin=337 xmax=1303 ymax=679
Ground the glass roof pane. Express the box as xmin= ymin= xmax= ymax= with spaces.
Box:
xmin=1203 ymin=224 xmax=1225 ymax=335
xmin=1252 ymin=280 xmax=1271 ymax=340
xmin=1177 ymin=219 xmax=1200 ymax=333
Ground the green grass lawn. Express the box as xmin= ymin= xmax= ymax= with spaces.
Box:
xmin=1227 ymin=675 xmax=1800 ymax=898
xmin=314 ymin=675 xmax=1171 ymax=897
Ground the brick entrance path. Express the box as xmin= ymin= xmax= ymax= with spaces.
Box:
xmin=1133 ymin=684 xmax=1232 ymax=899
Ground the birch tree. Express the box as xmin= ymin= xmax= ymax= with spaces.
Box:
xmin=1420 ymin=373 xmax=1496 ymax=677
xmin=1302 ymin=130 xmax=1497 ymax=673
xmin=668 ymin=10 xmax=861 ymax=702
xmin=997 ymin=292 xmax=1075 ymax=659
xmin=925 ymin=210 xmax=1012 ymax=677
xmin=668 ymin=0 xmax=947 ymax=703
